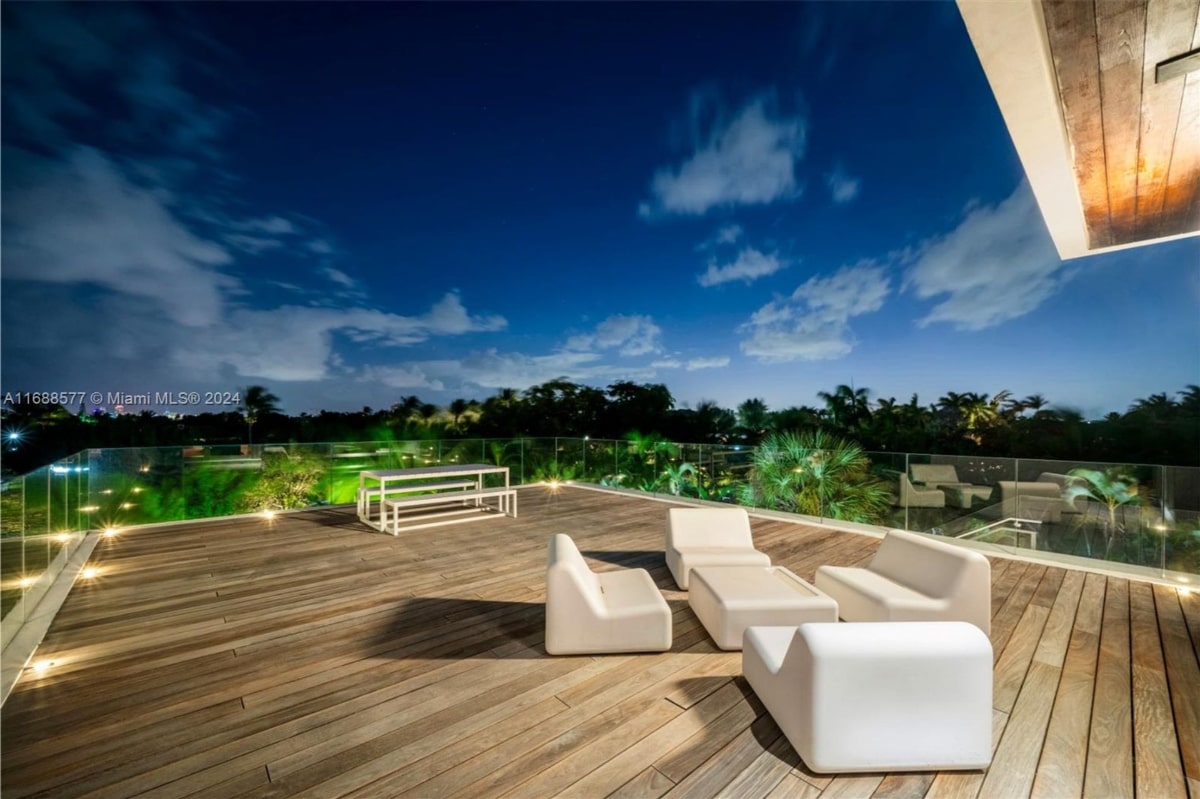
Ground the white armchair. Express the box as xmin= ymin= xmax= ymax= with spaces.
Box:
xmin=665 ymin=507 xmax=770 ymax=590
xmin=545 ymin=533 xmax=672 ymax=655
xmin=815 ymin=529 xmax=992 ymax=634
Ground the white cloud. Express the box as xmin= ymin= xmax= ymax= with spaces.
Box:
xmin=740 ymin=262 xmax=890 ymax=362
xmin=651 ymin=358 xmax=684 ymax=369
xmin=320 ymin=266 xmax=359 ymax=290
xmin=412 ymin=349 xmax=658 ymax=391
xmin=698 ymin=247 xmax=788 ymax=287
xmin=686 ymin=356 xmax=730 ymax=370
xmin=565 ymin=314 xmax=662 ymax=356
xmin=172 ymin=293 xmax=507 ymax=381
xmin=905 ymin=182 xmax=1071 ymax=330
xmin=641 ymin=95 xmax=806 ymax=217
xmin=827 ymin=167 xmax=860 ymax=204
xmin=360 ymin=365 xmax=444 ymax=391
xmin=2 ymin=145 xmax=235 ymax=327
xmin=225 ymin=233 xmax=285 ymax=255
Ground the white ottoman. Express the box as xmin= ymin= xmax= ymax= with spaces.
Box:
xmin=689 ymin=566 xmax=838 ymax=650
xmin=743 ymin=622 xmax=993 ymax=773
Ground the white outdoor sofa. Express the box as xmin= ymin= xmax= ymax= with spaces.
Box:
xmin=544 ymin=533 xmax=672 ymax=655
xmin=743 ymin=622 xmax=993 ymax=773
xmin=665 ymin=507 xmax=771 ymax=590
xmin=815 ymin=529 xmax=992 ymax=634
xmin=997 ymin=472 xmax=1086 ymax=522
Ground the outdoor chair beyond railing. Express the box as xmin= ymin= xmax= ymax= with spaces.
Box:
xmin=897 ymin=472 xmax=946 ymax=508
xmin=814 ymin=529 xmax=992 ymax=634
xmin=665 ymin=507 xmax=771 ymax=590
xmin=909 ymin=464 xmax=992 ymax=508
xmin=544 ymin=533 xmax=672 ymax=655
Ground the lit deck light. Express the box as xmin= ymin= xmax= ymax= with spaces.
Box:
xmin=18 ymin=576 xmax=35 ymax=589
xmin=30 ymin=660 xmax=54 ymax=676
xmin=262 ymin=509 xmax=277 ymax=520
xmin=7 ymin=431 xmax=20 ymax=441
xmin=56 ymin=533 xmax=71 ymax=544
xmin=103 ymin=527 xmax=118 ymax=538
xmin=547 ymin=479 xmax=561 ymax=492
xmin=81 ymin=567 xmax=98 ymax=580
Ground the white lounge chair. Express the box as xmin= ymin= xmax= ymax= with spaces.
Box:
xmin=665 ymin=507 xmax=770 ymax=590
xmin=909 ymin=464 xmax=992 ymax=507
xmin=743 ymin=622 xmax=993 ymax=773
xmin=815 ymin=529 xmax=992 ymax=634
xmin=544 ymin=533 xmax=672 ymax=655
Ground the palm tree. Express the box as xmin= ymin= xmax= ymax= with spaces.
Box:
xmin=739 ymin=430 xmax=891 ymax=523
xmin=448 ymin=398 xmax=470 ymax=430
xmin=1065 ymin=468 xmax=1141 ymax=558
xmin=817 ymin=384 xmax=870 ymax=432
xmin=418 ymin=403 xmax=440 ymax=425
xmin=1179 ymin=385 xmax=1200 ymax=416
xmin=239 ymin=385 xmax=280 ymax=445
xmin=1021 ymin=394 xmax=1049 ymax=417
xmin=736 ymin=398 xmax=771 ymax=438
xmin=392 ymin=395 xmax=422 ymax=422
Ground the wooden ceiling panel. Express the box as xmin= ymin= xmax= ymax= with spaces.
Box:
xmin=1138 ymin=0 xmax=1199 ymax=239
xmin=1096 ymin=0 xmax=1147 ymax=244
xmin=1042 ymin=0 xmax=1113 ymax=248
xmin=1160 ymin=11 xmax=1200 ymax=236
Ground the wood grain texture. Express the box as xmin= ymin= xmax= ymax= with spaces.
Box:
xmin=1130 ymin=580 xmax=1188 ymax=798
xmin=0 ymin=487 xmax=1195 ymax=798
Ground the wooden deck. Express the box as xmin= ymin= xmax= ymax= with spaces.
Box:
xmin=2 ymin=485 xmax=1198 ymax=799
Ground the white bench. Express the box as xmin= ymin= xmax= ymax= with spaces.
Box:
xmin=815 ymin=529 xmax=992 ymax=634
xmin=545 ymin=533 xmax=671 ymax=655
xmin=357 ymin=480 xmax=477 ymax=518
xmin=743 ymin=621 xmax=993 ymax=773
xmin=382 ymin=487 xmax=517 ymax=534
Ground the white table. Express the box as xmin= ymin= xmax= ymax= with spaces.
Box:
xmin=357 ymin=464 xmax=511 ymax=531
xmin=689 ymin=565 xmax=839 ymax=650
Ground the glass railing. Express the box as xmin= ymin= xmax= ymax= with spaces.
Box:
xmin=1 ymin=452 xmax=91 ymax=651
xmin=4 ymin=439 xmax=1198 ymax=651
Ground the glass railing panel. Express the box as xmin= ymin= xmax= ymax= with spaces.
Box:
xmin=521 ymin=438 xmax=561 ymax=482
xmin=582 ymin=438 xmax=618 ymax=483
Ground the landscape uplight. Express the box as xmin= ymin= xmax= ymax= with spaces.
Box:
xmin=7 ymin=431 xmax=19 ymax=441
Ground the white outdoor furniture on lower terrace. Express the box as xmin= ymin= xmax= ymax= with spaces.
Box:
xmin=666 ymin=507 xmax=770 ymax=590
xmin=743 ymin=622 xmax=993 ymax=773
xmin=688 ymin=565 xmax=837 ymax=650
xmin=545 ymin=533 xmax=672 ymax=655
xmin=815 ymin=528 xmax=992 ymax=634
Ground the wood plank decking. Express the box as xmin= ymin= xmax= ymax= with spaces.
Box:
xmin=2 ymin=485 xmax=1198 ymax=798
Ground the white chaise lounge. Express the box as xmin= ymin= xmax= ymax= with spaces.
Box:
xmin=545 ymin=533 xmax=672 ymax=655
xmin=909 ymin=464 xmax=993 ymax=508
xmin=665 ymin=507 xmax=771 ymax=590
xmin=743 ymin=622 xmax=993 ymax=773
xmin=815 ymin=529 xmax=992 ymax=634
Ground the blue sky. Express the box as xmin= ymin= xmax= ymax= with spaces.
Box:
xmin=2 ymin=2 xmax=1197 ymax=419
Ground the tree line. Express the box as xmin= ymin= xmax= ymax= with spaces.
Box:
xmin=3 ymin=380 xmax=1198 ymax=476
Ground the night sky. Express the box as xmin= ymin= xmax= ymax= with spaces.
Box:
xmin=3 ymin=2 xmax=1197 ymax=419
